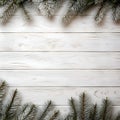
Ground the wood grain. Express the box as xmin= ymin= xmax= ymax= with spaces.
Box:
xmin=0 ymin=33 xmax=119 ymax=52
xmin=0 ymin=8 xmax=119 ymax=111
xmin=9 ymin=87 xmax=120 ymax=106
xmin=0 ymin=70 xmax=120 ymax=87
xmin=0 ymin=52 xmax=119 ymax=70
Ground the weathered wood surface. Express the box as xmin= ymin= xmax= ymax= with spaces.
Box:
xmin=0 ymin=9 xmax=119 ymax=111
xmin=0 ymin=52 xmax=119 ymax=70
xmin=9 ymin=87 xmax=120 ymax=106
xmin=0 ymin=70 xmax=120 ymax=87
xmin=0 ymin=33 xmax=119 ymax=52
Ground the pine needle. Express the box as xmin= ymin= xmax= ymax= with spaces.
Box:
xmin=49 ymin=111 xmax=59 ymax=120
xmin=62 ymin=0 xmax=80 ymax=25
xmin=99 ymin=98 xmax=113 ymax=120
xmin=0 ymin=81 xmax=7 ymax=106
xmin=38 ymin=0 xmax=63 ymax=18
xmin=89 ymin=104 xmax=99 ymax=120
xmin=1 ymin=0 xmax=19 ymax=24
xmin=79 ymin=92 xmax=90 ymax=120
xmin=62 ymin=0 xmax=94 ymax=25
xmin=0 ymin=0 xmax=8 ymax=6
xmin=113 ymin=4 xmax=120 ymax=23
xmin=3 ymin=89 xmax=21 ymax=120
xmin=69 ymin=97 xmax=77 ymax=120
xmin=95 ymin=1 xmax=110 ymax=24
xmin=20 ymin=2 xmax=31 ymax=22
xmin=18 ymin=104 xmax=37 ymax=120
xmin=38 ymin=101 xmax=53 ymax=120
xmin=0 ymin=0 xmax=120 ymax=24
xmin=64 ymin=115 xmax=73 ymax=120
xmin=0 ymin=81 xmax=7 ymax=119
xmin=0 ymin=81 xmax=119 ymax=120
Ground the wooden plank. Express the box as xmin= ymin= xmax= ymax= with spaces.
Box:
xmin=1 ymin=70 xmax=120 ymax=87
xmin=0 ymin=52 xmax=120 ymax=70
xmin=9 ymin=87 xmax=120 ymax=106
xmin=0 ymin=33 xmax=120 ymax=52
xmin=0 ymin=16 xmax=119 ymax=32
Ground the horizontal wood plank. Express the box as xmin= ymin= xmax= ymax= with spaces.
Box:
xmin=0 ymin=33 xmax=119 ymax=52
xmin=0 ymin=70 xmax=120 ymax=87
xmin=0 ymin=4 xmax=119 ymax=115
xmin=9 ymin=87 xmax=120 ymax=106
xmin=0 ymin=52 xmax=120 ymax=70
xmin=0 ymin=16 xmax=119 ymax=33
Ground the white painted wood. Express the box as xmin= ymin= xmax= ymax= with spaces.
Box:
xmin=10 ymin=87 xmax=120 ymax=106
xmin=0 ymin=6 xmax=120 ymax=113
xmin=0 ymin=52 xmax=119 ymax=70
xmin=0 ymin=70 xmax=120 ymax=87
xmin=0 ymin=33 xmax=119 ymax=52
xmin=0 ymin=16 xmax=119 ymax=32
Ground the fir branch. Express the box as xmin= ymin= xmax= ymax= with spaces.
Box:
xmin=0 ymin=81 xmax=7 ymax=119
xmin=62 ymin=0 xmax=94 ymax=25
xmin=38 ymin=0 xmax=63 ymax=18
xmin=3 ymin=89 xmax=21 ymax=120
xmin=20 ymin=2 xmax=31 ymax=22
xmin=69 ymin=97 xmax=77 ymax=120
xmin=79 ymin=92 xmax=90 ymax=120
xmin=49 ymin=111 xmax=59 ymax=120
xmin=1 ymin=0 xmax=19 ymax=24
xmin=99 ymin=98 xmax=113 ymax=120
xmin=0 ymin=0 xmax=120 ymax=24
xmin=95 ymin=1 xmax=111 ymax=24
xmin=38 ymin=101 xmax=53 ymax=120
xmin=0 ymin=0 xmax=8 ymax=6
xmin=89 ymin=104 xmax=99 ymax=120
xmin=18 ymin=104 xmax=37 ymax=120
xmin=112 ymin=4 xmax=120 ymax=23
xmin=0 ymin=81 xmax=7 ymax=106
xmin=64 ymin=115 xmax=73 ymax=120
xmin=0 ymin=81 xmax=119 ymax=120
xmin=62 ymin=0 xmax=81 ymax=25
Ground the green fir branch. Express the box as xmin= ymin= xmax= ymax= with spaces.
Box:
xmin=49 ymin=111 xmax=59 ymax=120
xmin=18 ymin=104 xmax=37 ymax=120
xmin=0 ymin=0 xmax=120 ymax=24
xmin=99 ymin=98 xmax=113 ymax=120
xmin=38 ymin=101 xmax=53 ymax=120
xmin=69 ymin=97 xmax=77 ymax=120
xmin=89 ymin=104 xmax=99 ymax=120
xmin=1 ymin=0 xmax=19 ymax=24
xmin=0 ymin=81 xmax=7 ymax=106
xmin=0 ymin=81 xmax=119 ymax=120
xmin=79 ymin=92 xmax=90 ymax=120
xmin=3 ymin=89 xmax=21 ymax=120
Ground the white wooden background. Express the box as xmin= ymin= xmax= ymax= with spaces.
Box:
xmin=0 ymin=7 xmax=120 ymax=114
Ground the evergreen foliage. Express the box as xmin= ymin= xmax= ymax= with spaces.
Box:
xmin=0 ymin=81 xmax=120 ymax=120
xmin=0 ymin=0 xmax=120 ymax=24
xmin=64 ymin=93 xmax=120 ymax=120
xmin=0 ymin=81 xmax=59 ymax=120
